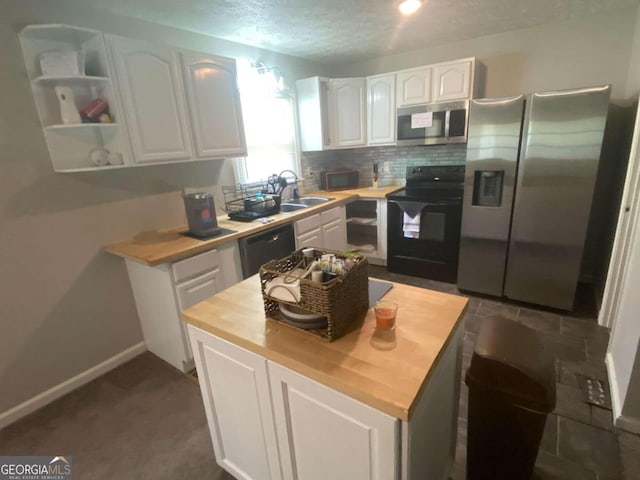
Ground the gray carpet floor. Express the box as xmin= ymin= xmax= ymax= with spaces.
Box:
xmin=1 ymin=267 xmax=639 ymax=479
xmin=0 ymin=352 xmax=229 ymax=479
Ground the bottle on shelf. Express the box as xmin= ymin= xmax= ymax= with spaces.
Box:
xmin=55 ymin=86 xmax=81 ymax=124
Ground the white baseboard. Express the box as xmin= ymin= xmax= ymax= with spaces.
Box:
xmin=606 ymin=352 xmax=622 ymax=421
xmin=0 ymin=342 xmax=147 ymax=430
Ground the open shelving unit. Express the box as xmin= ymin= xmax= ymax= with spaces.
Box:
xmin=346 ymin=199 xmax=387 ymax=265
xmin=19 ymin=24 xmax=131 ymax=172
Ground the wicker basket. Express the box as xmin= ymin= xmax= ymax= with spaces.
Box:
xmin=259 ymin=248 xmax=369 ymax=341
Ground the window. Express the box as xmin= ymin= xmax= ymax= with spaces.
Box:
xmin=235 ymin=60 xmax=298 ymax=183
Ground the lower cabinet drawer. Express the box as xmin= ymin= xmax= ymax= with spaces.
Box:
xmin=172 ymin=249 xmax=219 ymax=283
xmin=176 ymin=269 xmax=220 ymax=311
xmin=320 ymin=205 xmax=344 ymax=224
xmin=295 ymin=213 xmax=321 ymax=236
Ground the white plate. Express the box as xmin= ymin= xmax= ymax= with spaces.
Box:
xmin=279 ymin=303 xmax=325 ymax=323
xmin=278 ymin=316 xmax=328 ymax=330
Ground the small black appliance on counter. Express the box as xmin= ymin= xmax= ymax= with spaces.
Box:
xmin=183 ymin=192 xmax=222 ymax=238
xmin=319 ymin=169 xmax=359 ymax=191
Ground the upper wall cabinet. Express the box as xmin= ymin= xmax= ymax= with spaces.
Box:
xmin=296 ymin=76 xmax=331 ymax=152
xmin=180 ymin=51 xmax=247 ymax=159
xmin=329 ymin=78 xmax=366 ymax=148
xmin=396 ymin=66 xmax=432 ymax=107
xmin=107 ymin=35 xmax=193 ymax=164
xmin=367 ymin=74 xmax=396 ymax=146
xmin=20 ymin=24 xmax=247 ymax=172
xmin=19 ymin=25 xmax=132 ymax=172
xmin=432 ymin=59 xmax=473 ymax=103
xmin=296 ymin=77 xmax=366 ymax=151
xmin=296 ymin=57 xmax=479 ymax=152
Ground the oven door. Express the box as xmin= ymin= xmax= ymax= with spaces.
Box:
xmin=387 ymin=199 xmax=463 ymax=282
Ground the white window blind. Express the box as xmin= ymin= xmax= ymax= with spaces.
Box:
xmin=236 ymin=60 xmax=298 ymax=184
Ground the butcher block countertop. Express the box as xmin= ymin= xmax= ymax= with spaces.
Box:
xmin=105 ymin=185 xmax=403 ymax=266
xmin=182 ymin=275 xmax=467 ymax=421
xmin=336 ymin=185 xmax=403 ymax=199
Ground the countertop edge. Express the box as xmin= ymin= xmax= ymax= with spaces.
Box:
xmin=182 ymin=283 xmax=468 ymax=422
xmin=105 ymin=186 xmax=403 ymax=266
xmin=184 ymin=317 xmax=413 ymax=420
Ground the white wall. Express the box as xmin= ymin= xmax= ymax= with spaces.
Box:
xmin=335 ymin=8 xmax=637 ymax=103
xmin=0 ymin=0 xmax=327 ymax=418
xmin=608 ymin=199 xmax=640 ymax=430
xmin=606 ymin=2 xmax=640 ymax=434
xmin=626 ymin=3 xmax=640 ymax=99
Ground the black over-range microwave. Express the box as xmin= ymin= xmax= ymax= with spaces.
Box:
xmin=396 ymin=100 xmax=469 ymax=146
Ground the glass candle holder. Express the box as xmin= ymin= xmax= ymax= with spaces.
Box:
xmin=374 ymin=301 xmax=398 ymax=330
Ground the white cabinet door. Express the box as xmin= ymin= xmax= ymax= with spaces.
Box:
xmin=295 ymin=213 xmax=321 ymax=249
xmin=367 ymin=74 xmax=396 ymax=146
xmin=322 ymin=218 xmax=347 ymax=251
xmin=189 ymin=327 xmax=282 ymax=480
xmin=296 ymin=76 xmax=332 ymax=151
xmin=217 ymin=240 xmax=243 ymax=290
xmin=268 ymin=362 xmax=398 ymax=480
xmin=174 ymin=268 xmax=221 ymax=360
xmin=296 ymin=228 xmax=322 ymax=250
xmin=396 ymin=67 xmax=431 ymax=107
xmin=321 ymin=206 xmax=347 ymax=251
xmin=330 ymin=78 xmax=366 ymax=148
xmin=432 ymin=59 xmax=472 ymax=102
xmin=107 ymin=35 xmax=193 ymax=164
xmin=180 ymin=51 xmax=247 ymax=158
xmin=175 ymin=269 xmax=221 ymax=311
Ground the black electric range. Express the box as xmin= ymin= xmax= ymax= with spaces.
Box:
xmin=387 ymin=165 xmax=465 ymax=282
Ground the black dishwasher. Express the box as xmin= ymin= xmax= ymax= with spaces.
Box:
xmin=238 ymin=223 xmax=295 ymax=278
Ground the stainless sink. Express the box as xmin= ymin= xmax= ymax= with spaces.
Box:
xmin=296 ymin=196 xmax=334 ymax=206
xmin=279 ymin=197 xmax=333 ymax=213
xmin=279 ymin=203 xmax=308 ymax=213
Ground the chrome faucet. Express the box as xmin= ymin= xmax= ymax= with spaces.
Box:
xmin=277 ymin=170 xmax=299 ymax=201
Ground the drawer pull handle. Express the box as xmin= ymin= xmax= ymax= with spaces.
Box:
xmin=187 ymin=279 xmax=215 ymax=294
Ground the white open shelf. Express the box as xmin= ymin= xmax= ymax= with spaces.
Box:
xmin=347 ymin=243 xmax=377 ymax=254
xmin=57 ymin=164 xmax=129 ymax=173
xmin=346 ymin=198 xmax=387 ymax=266
xmin=19 ymin=24 xmax=131 ymax=172
xmin=32 ymin=75 xmax=110 ymax=86
xmin=20 ymin=24 xmax=101 ymax=43
xmin=45 ymin=123 xmax=120 ymax=131
xmin=347 ymin=216 xmax=377 ymax=226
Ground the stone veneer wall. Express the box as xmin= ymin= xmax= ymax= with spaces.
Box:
xmin=300 ymin=144 xmax=467 ymax=191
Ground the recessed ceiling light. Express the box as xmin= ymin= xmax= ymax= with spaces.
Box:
xmin=398 ymin=0 xmax=424 ymax=16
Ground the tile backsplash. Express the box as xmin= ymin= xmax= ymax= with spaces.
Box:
xmin=300 ymin=144 xmax=466 ymax=191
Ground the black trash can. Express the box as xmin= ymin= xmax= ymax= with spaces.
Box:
xmin=465 ymin=316 xmax=556 ymax=480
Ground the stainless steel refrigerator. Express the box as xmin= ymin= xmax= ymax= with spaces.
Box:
xmin=457 ymin=86 xmax=611 ymax=310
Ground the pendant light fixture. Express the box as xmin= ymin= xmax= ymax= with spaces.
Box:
xmin=398 ymin=0 xmax=424 ymax=16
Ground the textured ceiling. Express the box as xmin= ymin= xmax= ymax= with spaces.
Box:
xmin=73 ymin=0 xmax=638 ymax=65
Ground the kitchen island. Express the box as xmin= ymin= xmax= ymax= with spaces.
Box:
xmin=104 ymin=185 xmax=402 ymax=373
xmin=182 ymin=276 xmax=467 ymax=480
